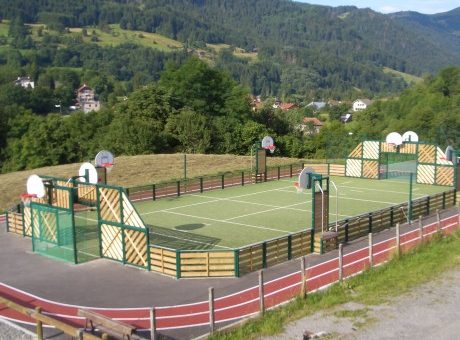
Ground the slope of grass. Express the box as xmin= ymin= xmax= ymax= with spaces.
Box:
xmin=0 ymin=154 xmax=304 ymax=211
xmin=383 ymin=67 xmax=423 ymax=84
xmin=68 ymin=24 xmax=183 ymax=52
xmin=210 ymin=231 xmax=460 ymax=339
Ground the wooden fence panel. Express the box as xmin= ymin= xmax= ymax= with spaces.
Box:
xmin=329 ymin=164 xmax=345 ymax=177
xmin=124 ymin=228 xmax=148 ymax=268
xmin=180 ymin=251 xmax=235 ymax=277
xmin=150 ymin=247 xmax=177 ymax=276
xmin=7 ymin=212 xmax=23 ymax=235
xmin=101 ymin=224 xmax=123 ymax=262
xmin=238 ymin=245 xmax=264 ymax=275
xmin=290 ymin=231 xmax=312 ymax=258
xmin=265 ymin=238 xmax=289 ymax=267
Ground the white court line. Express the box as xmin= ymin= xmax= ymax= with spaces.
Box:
xmin=329 ymin=195 xmax=398 ymax=205
xmin=142 ymin=185 xmax=295 ymax=216
xmin=338 ymin=184 xmax=434 ymax=197
xmin=150 ymin=231 xmax=233 ymax=250
xmin=190 ymin=194 xmax=311 ymax=212
xmin=225 ymin=201 xmax=308 ymax=221
xmin=161 ymin=210 xmax=287 ymax=234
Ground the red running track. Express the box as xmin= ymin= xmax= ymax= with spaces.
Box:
xmin=0 ymin=214 xmax=458 ymax=333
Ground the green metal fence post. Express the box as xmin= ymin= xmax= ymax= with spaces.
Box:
xmin=442 ymin=192 xmax=446 ymax=209
xmin=5 ymin=211 xmax=9 ymax=233
xmin=426 ymin=196 xmax=430 ymax=216
xmin=368 ymin=213 xmax=373 ymax=233
xmin=177 ymin=181 xmax=181 ymax=197
xmin=408 ymin=173 xmax=413 ymax=222
xmin=31 ymin=206 xmax=35 ymax=252
xmin=119 ymin=187 xmax=126 ymax=264
xmin=200 ymin=178 xmax=203 ymax=193
xmin=345 ymin=219 xmax=349 ymax=243
xmin=287 ymin=234 xmax=292 ymax=260
xmin=68 ymin=188 xmax=78 ymax=264
xmin=21 ymin=203 xmax=26 ymax=236
xmin=96 ymin=186 xmax=103 ymax=257
xmin=262 ymin=242 xmax=267 ymax=268
xmin=390 ymin=207 xmax=394 ymax=226
xmin=241 ymin=172 xmax=245 ymax=186
xmin=327 ymin=163 xmax=331 ymax=176
xmin=176 ymin=250 xmax=181 ymax=279
xmin=221 ymin=174 xmax=225 ymax=189
xmin=146 ymin=230 xmax=151 ymax=271
xmin=234 ymin=249 xmax=240 ymax=277
xmin=290 ymin=165 xmax=293 ymax=178
xmin=277 ymin=166 xmax=280 ymax=180
xmin=152 ymin=184 xmax=156 ymax=201
xmin=310 ymin=228 xmax=315 ymax=253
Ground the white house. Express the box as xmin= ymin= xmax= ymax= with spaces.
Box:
xmin=352 ymin=99 xmax=372 ymax=112
xmin=14 ymin=76 xmax=34 ymax=89
xmin=76 ymin=84 xmax=101 ymax=113
xmin=306 ymin=101 xmax=326 ymax=111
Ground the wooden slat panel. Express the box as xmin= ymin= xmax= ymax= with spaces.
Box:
xmin=348 ymin=143 xmax=362 ymax=158
xmin=363 ymin=141 xmax=380 ymax=159
xmin=78 ymin=184 xmax=97 ymax=204
xmin=124 ymin=229 xmax=147 ymax=268
xmin=101 ymin=224 xmax=123 ymax=261
xmin=418 ymin=144 xmax=436 ymax=163
xmin=7 ymin=212 xmax=23 ymax=235
xmin=399 ymin=143 xmax=417 ymax=154
xmin=417 ymin=165 xmax=435 ymax=184
xmin=99 ymin=187 xmax=121 ymax=223
xmin=122 ymin=192 xmax=145 ymax=229
xmin=346 ymin=159 xmax=362 ymax=177
xmin=363 ymin=160 xmax=379 ymax=179
xmin=329 ymin=164 xmax=345 ymax=176
xmin=436 ymin=166 xmax=454 ymax=186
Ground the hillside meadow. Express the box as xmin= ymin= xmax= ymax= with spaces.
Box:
xmin=0 ymin=153 xmax=305 ymax=210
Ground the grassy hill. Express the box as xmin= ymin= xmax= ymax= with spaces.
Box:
xmin=0 ymin=154 xmax=304 ymax=211
xmin=383 ymin=67 xmax=423 ymax=85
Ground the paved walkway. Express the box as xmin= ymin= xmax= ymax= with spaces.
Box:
xmin=0 ymin=207 xmax=458 ymax=339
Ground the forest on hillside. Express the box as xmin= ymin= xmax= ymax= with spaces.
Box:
xmin=1 ymin=0 xmax=460 ymax=100
xmin=0 ymin=55 xmax=458 ymax=173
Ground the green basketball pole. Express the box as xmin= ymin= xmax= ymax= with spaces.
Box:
xmin=184 ymin=154 xmax=187 ymax=181
xmin=408 ymin=172 xmax=413 ymax=222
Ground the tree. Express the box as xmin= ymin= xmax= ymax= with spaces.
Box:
xmin=166 ymin=108 xmax=211 ymax=153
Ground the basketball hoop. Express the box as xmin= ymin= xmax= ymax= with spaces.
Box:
xmin=20 ymin=193 xmax=37 ymax=207
xmin=294 ymin=181 xmax=303 ymax=193
xmin=265 ymin=145 xmax=276 ymax=154
xmin=101 ymin=162 xmax=114 ymax=173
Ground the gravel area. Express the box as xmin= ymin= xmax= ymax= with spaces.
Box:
xmin=0 ymin=319 xmax=34 ymax=340
xmin=265 ymin=266 xmax=460 ymax=339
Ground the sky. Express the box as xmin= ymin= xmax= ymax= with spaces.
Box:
xmin=298 ymin=1 xmax=459 ymax=14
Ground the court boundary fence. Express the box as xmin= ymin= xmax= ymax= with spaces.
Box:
xmin=3 ymin=162 xmax=458 ymax=278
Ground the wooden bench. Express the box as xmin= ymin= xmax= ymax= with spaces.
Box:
xmin=78 ymin=308 xmax=137 ymax=340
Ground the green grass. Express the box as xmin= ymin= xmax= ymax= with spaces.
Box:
xmin=383 ymin=67 xmax=423 ymax=85
xmin=68 ymin=24 xmax=183 ymax=52
xmin=210 ymin=230 xmax=460 ymax=339
xmin=129 ymin=175 xmax=445 ymax=249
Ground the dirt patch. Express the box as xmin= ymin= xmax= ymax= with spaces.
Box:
xmin=265 ymin=266 xmax=460 ymax=339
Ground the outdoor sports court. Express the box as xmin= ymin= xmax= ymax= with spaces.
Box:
xmin=103 ymin=175 xmax=447 ymax=250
